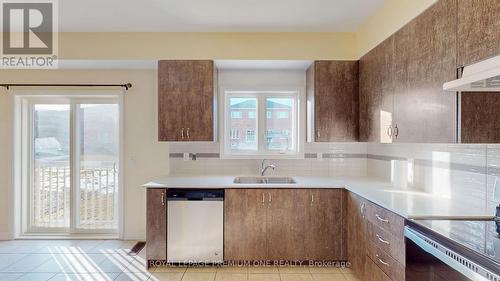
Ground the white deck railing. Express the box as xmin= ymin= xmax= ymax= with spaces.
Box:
xmin=33 ymin=162 xmax=118 ymax=230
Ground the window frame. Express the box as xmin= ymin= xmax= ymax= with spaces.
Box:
xmin=221 ymin=88 xmax=304 ymax=159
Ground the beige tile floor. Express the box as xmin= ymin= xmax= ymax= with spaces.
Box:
xmin=0 ymin=240 xmax=361 ymax=281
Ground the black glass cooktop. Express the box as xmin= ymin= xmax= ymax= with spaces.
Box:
xmin=411 ymin=219 xmax=500 ymax=266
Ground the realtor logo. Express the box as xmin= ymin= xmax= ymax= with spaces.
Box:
xmin=1 ymin=0 xmax=58 ymax=68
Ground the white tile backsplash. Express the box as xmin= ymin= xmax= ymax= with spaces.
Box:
xmin=367 ymin=142 xmax=498 ymax=214
xmin=169 ymin=141 xmax=500 ymax=214
xmin=169 ymin=143 xmax=367 ymax=177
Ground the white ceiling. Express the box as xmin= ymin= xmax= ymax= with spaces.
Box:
xmin=59 ymin=0 xmax=384 ymax=32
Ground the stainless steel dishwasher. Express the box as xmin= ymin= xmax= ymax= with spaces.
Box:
xmin=167 ymin=189 xmax=224 ymax=264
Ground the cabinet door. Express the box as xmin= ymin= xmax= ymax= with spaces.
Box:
xmin=458 ymin=0 xmax=500 ymax=67
xmin=364 ymin=256 xmax=393 ymax=281
xmin=310 ymin=61 xmax=359 ymax=142
xmin=359 ymin=37 xmax=395 ymax=143
xmin=146 ymin=188 xmax=167 ymax=260
xmin=158 ymin=60 xmax=214 ymax=141
xmin=394 ymin=0 xmax=457 ymax=143
xmin=224 ymin=189 xmax=268 ymax=261
xmin=158 ymin=61 xmax=187 ymax=141
xmin=182 ymin=60 xmax=215 ymax=141
xmin=461 ymin=93 xmax=500 ymax=143
xmin=266 ymin=189 xmax=309 ymax=260
xmin=458 ymin=0 xmax=500 ymax=143
xmin=305 ymin=189 xmax=346 ymax=260
xmin=347 ymin=192 xmax=367 ymax=279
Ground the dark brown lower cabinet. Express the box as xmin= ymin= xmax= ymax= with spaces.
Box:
xmin=267 ymin=189 xmax=309 ymax=260
xmin=365 ymin=256 xmax=393 ymax=281
xmin=224 ymin=189 xmax=268 ymax=261
xmin=224 ymin=188 xmax=345 ymax=261
xmin=347 ymin=191 xmax=406 ymax=281
xmin=347 ymin=192 xmax=367 ymax=279
xmin=305 ymin=189 xmax=346 ymax=260
xmin=146 ymin=188 xmax=167 ymax=261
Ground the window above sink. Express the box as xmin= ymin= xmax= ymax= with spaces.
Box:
xmin=221 ymin=89 xmax=304 ymax=159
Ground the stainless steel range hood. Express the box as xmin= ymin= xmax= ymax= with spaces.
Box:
xmin=443 ymin=55 xmax=500 ymax=92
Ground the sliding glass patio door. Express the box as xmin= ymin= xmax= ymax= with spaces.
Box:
xmin=32 ymin=104 xmax=71 ymax=230
xmin=75 ymin=103 xmax=119 ymax=231
xmin=27 ymin=97 xmax=121 ymax=235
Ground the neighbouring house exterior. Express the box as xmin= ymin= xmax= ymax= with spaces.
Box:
xmin=229 ymin=98 xmax=294 ymax=151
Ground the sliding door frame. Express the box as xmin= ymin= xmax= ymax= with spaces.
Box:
xmin=14 ymin=91 xmax=124 ymax=238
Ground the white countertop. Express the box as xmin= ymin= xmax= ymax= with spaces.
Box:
xmin=143 ymin=176 xmax=495 ymax=220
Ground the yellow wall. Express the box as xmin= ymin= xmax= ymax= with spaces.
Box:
xmin=0 ymin=82 xmax=13 ymax=239
xmin=0 ymin=69 xmax=168 ymax=239
xmin=59 ymin=32 xmax=358 ymax=60
xmin=356 ymin=0 xmax=437 ymax=57
xmin=1 ymin=1 xmax=436 ymax=61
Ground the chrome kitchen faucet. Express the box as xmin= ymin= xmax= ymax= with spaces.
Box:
xmin=260 ymin=159 xmax=276 ymax=176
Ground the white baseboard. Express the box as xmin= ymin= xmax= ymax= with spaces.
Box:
xmin=122 ymin=232 xmax=145 ymax=241
xmin=0 ymin=232 xmax=13 ymax=240
xmin=1 ymin=231 xmax=145 ymax=241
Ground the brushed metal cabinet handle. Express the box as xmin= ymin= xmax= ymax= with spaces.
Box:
xmin=161 ymin=192 xmax=165 ymax=206
xmin=311 ymin=194 xmax=314 ymax=203
xmin=376 ymin=234 xmax=390 ymax=245
xmin=394 ymin=124 xmax=399 ymax=139
xmin=387 ymin=125 xmax=393 ymax=137
xmin=186 ymin=128 xmax=190 ymax=139
xmin=268 ymin=193 xmax=272 ymax=203
xmin=376 ymin=254 xmax=389 ymax=266
xmin=261 ymin=193 xmax=265 ymax=203
xmin=360 ymin=202 xmax=366 ymax=218
xmin=181 ymin=128 xmax=185 ymax=139
xmin=316 ymin=129 xmax=321 ymax=140
xmin=375 ymin=214 xmax=390 ymax=223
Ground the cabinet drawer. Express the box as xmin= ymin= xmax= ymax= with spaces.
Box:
xmin=365 ymin=201 xmax=404 ymax=237
xmin=367 ymin=222 xmax=405 ymax=265
xmin=364 ymin=255 xmax=393 ymax=281
xmin=368 ymin=244 xmax=405 ymax=281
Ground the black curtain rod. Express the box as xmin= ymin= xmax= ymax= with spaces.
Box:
xmin=0 ymin=83 xmax=132 ymax=90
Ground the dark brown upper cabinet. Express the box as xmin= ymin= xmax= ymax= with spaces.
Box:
xmin=359 ymin=0 xmax=457 ymax=143
xmin=359 ymin=37 xmax=395 ymax=143
xmin=461 ymin=93 xmax=500 ymax=143
xmin=457 ymin=0 xmax=500 ymax=67
xmin=158 ymin=60 xmax=216 ymax=141
xmin=395 ymin=0 xmax=457 ymax=143
xmin=457 ymin=0 xmax=500 ymax=143
xmin=306 ymin=61 xmax=359 ymax=142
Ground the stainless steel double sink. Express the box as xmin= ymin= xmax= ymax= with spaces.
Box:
xmin=233 ymin=176 xmax=296 ymax=184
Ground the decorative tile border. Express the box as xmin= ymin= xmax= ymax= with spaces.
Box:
xmin=170 ymin=152 xmax=368 ymax=159
xmin=304 ymin=153 xmax=317 ymax=158
xmin=169 ymin=153 xmax=220 ymax=158
xmin=170 ymin=152 xmax=488 ymax=175
xmin=366 ymin=154 xmax=407 ymax=161
xmin=322 ymin=153 xmax=367 ymax=159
